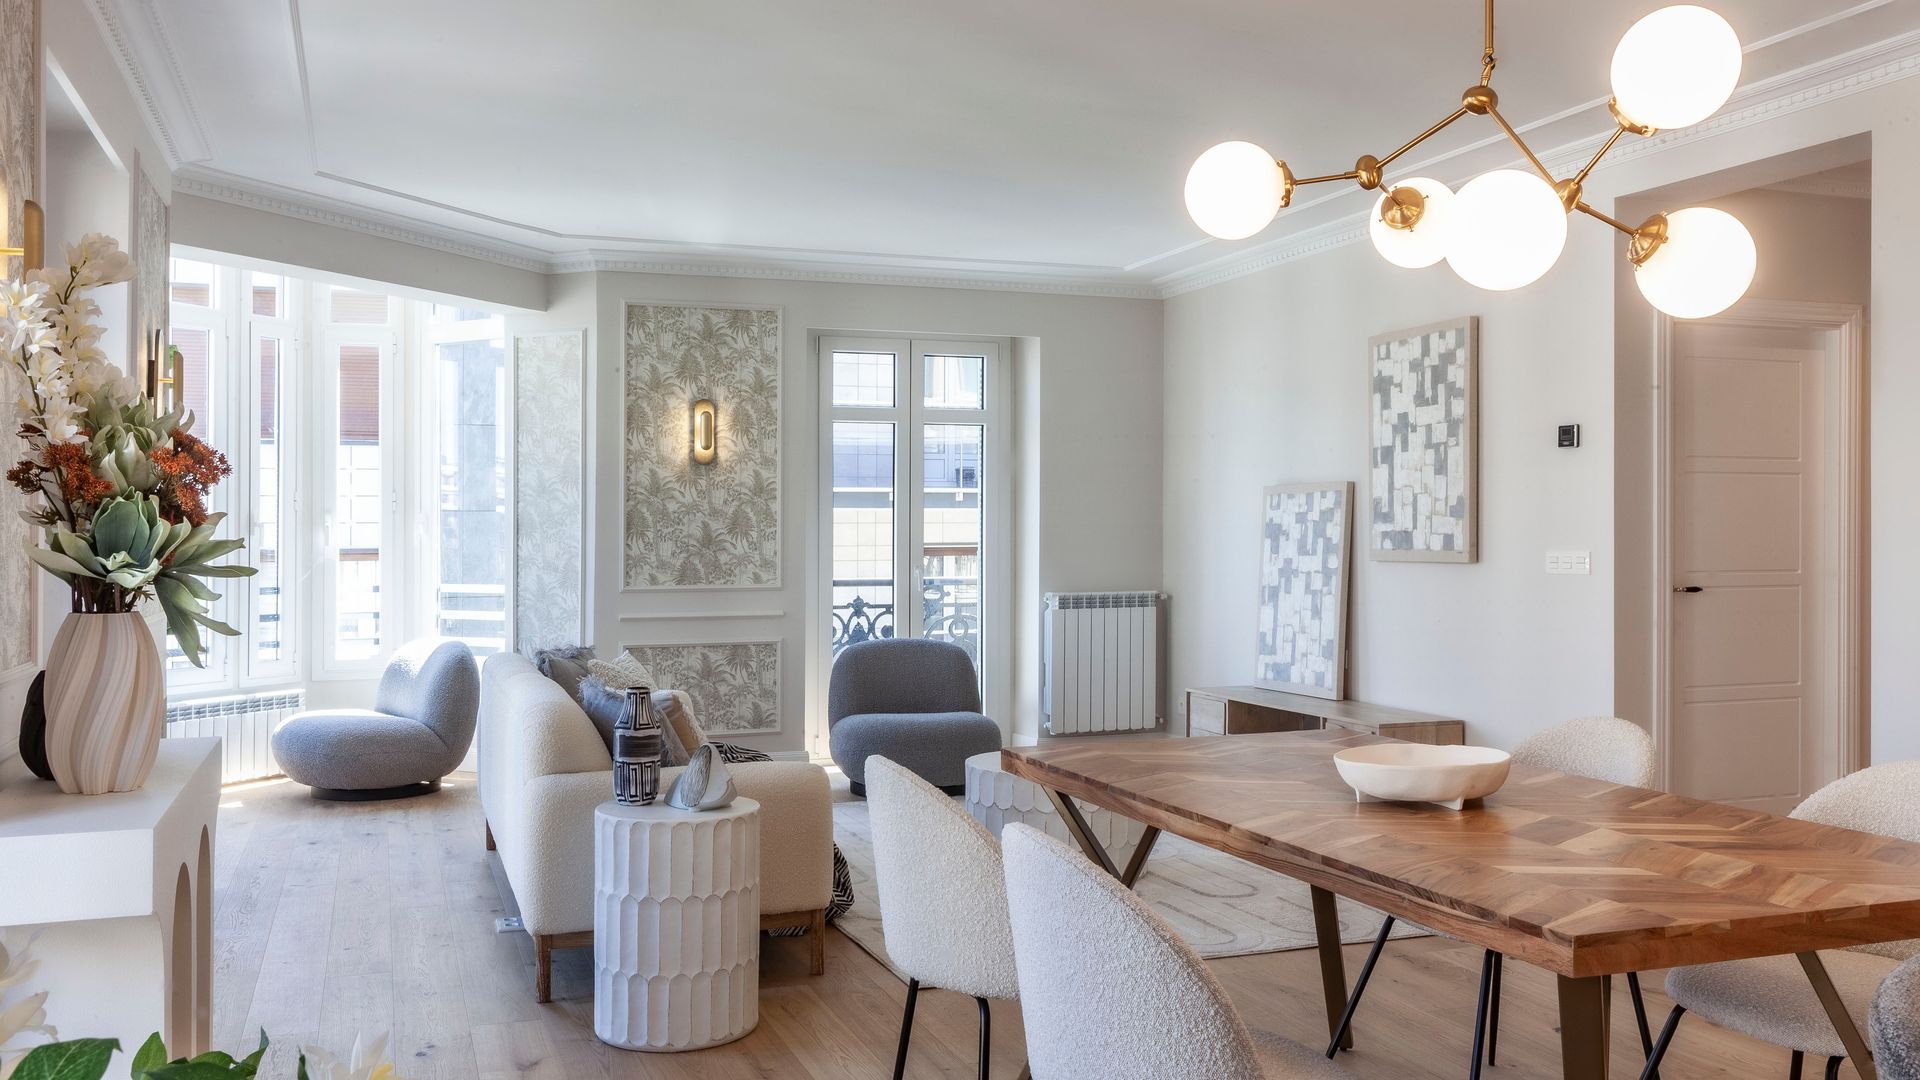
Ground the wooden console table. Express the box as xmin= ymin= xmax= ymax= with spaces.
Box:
xmin=0 ymin=738 xmax=220 ymax=1062
xmin=1185 ymin=685 xmax=1464 ymax=744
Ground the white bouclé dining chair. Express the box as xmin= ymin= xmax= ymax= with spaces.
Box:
xmin=1000 ymin=822 xmax=1349 ymax=1080
xmin=1642 ymin=761 xmax=1920 ymax=1080
xmin=866 ymin=755 xmax=1020 ymax=1080
xmin=1328 ymin=716 xmax=1659 ymax=1077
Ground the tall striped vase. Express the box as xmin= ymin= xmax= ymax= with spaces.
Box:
xmin=43 ymin=611 xmax=166 ymax=795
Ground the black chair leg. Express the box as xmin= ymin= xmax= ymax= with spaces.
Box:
xmin=1325 ymin=915 xmax=1396 ymax=1058
xmin=1627 ymin=971 xmax=1657 ymax=1079
xmin=976 ymin=997 xmax=992 ymax=1080
xmin=1486 ymin=952 xmax=1503 ymax=1066
xmin=1469 ymin=949 xmax=1495 ymax=1080
xmin=1824 ymin=1057 xmax=1844 ymax=1080
xmin=1638 ymin=1005 xmax=1686 ymax=1080
xmin=1789 ymin=1050 xmax=1805 ymax=1080
xmin=893 ymin=979 xmax=919 ymax=1080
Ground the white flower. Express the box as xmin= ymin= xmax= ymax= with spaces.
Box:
xmin=0 ymin=930 xmax=56 ymax=1080
xmin=298 ymin=1031 xmax=396 ymax=1080
xmin=39 ymin=396 xmax=85 ymax=444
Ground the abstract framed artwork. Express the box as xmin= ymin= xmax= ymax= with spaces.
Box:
xmin=1255 ymin=481 xmax=1353 ymax=701
xmin=1368 ymin=316 xmax=1478 ymax=563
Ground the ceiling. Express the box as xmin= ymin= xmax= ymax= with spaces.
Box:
xmin=96 ymin=0 xmax=1920 ymax=293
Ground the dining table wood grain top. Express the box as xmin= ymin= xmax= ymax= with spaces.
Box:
xmin=1001 ymin=729 xmax=1920 ymax=980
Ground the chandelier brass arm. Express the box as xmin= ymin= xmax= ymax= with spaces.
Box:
xmin=1182 ymin=0 xmax=1755 ymax=315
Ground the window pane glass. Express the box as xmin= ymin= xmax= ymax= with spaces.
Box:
xmin=252 ymin=334 xmax=285 ymax=668
xmin=831 ymin=350 xmax=895 ymax=408
xmin=830 ymin=421 xmax=895 ymax=657
xmin=250 ymin=272 xmax=282 ymax=318
xmin=164 ymin=325 xmax=218 ymax=674
xmin=334 ymin=344 xmax=383 ymax=662
xmin=922 ymin=423 xmax=982 ymax=677
xmin=433 ymin=328 xmax=507 ymax=656
xmin=922 ymin=353 xmax=984 ymax=410
xmin=169 ymin=258 xmax=215 ymax=307
xmin=330 ymin=287 xmax=390 ymax=325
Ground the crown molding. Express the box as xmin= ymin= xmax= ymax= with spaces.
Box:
xmin=86 ymin=0 xmax=212 ymax=167
xmin=172 ymin=167 xmax=558 ymax=272
xmin=1154 ymin=27 xmax=1920 ymax=298
xmin=174 ymin=168 xmax=1160 ymax=298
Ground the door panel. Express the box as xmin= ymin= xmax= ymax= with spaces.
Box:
xmin=1668 ymin=321 xmax=1832 ymax=814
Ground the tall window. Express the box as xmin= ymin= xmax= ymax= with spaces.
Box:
xmin=164 ymin=258 xmax=507 ymax=696
xmin=820 ymin=337 xmax=1008 ymax=720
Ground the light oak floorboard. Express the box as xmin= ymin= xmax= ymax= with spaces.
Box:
xmin=213 ymin=775 xmax=1863 ymax=1078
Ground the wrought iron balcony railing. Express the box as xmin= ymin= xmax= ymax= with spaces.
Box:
xmin=830 ymin=576 xmax=981 ymax=662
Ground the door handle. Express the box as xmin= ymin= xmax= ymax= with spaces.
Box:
xmin=1673 ymin=585 xmax=1704 ymax=593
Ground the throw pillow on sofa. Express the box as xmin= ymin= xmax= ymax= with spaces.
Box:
xmin=534 ymin=645 xmax=596 ymax=705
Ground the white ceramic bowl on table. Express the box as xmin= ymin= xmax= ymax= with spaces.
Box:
xmin=1333 ymin=744 xmax=1512 ymax=811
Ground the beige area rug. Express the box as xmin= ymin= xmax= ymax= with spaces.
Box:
xmin=828 ymin=772 xmax=1423 ymax=977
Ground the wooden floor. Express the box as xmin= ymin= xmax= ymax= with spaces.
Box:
xmin=212 ymin=774 xmax=1860 ymax=1079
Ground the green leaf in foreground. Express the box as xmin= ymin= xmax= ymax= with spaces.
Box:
xmin=13 ymin=1038 xmax=120 ymax=1080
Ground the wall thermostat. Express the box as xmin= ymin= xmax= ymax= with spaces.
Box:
xmin=1557 ymin=424 xmax=1581 ymax=448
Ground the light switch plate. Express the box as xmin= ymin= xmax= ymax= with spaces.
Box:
xmin=1545 ymin=551 xmax=1592 ymax=575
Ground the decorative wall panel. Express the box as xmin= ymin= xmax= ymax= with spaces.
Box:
xmin=130 ymin=155 xmax=169 ymax=378
xmin=0 ymin=0 xmax=39 ymax=680
xmin=625 ymin=641 xmax=780 ymax=736
xmin=1368 ymin=317 xmax=1478 ymax=563
xmin=513 ymin=330 xmax=586 ymax=655
xmin=1256 ymin=482 xmax=1353 ymax=701
xmin=621 ymin=303 xmax=781 ymax=589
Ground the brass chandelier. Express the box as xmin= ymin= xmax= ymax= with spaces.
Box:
xmin=1183 ymin=2 xmax=1756 ymax=318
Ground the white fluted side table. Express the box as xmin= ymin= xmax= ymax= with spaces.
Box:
xmin=964 ymin=751 xmax=1149 ymax=852
xmin=593 ymin=798 xmax=760 ymax=1052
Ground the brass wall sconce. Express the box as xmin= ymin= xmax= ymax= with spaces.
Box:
xmin=0 ymin=199 xmax=45 ymax=271
xmin=691 ymin=398 xmax=717 ymax=465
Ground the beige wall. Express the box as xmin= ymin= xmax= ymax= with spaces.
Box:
xmin=1163 ymin=74 xmax=1919 ymax=761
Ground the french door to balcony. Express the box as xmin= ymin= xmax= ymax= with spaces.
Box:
xmin=820 ymin=336 xmax=1008 ymax=727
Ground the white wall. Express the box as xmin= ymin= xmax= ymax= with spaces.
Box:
xmin=1162 ymin=74 xmax=1920 ymax=759
xmin=587 ymin=272 xmax=1162 ymax=754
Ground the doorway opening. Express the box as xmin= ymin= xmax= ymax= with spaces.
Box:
xmin=1616 ymin=141 xmax=1870 ymax=813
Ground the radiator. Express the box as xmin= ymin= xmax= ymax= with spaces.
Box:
xmin=1042 ymin=591 xmax=1164 ymax=736
xmin=165 ymin=689 xmax=304 ymax=783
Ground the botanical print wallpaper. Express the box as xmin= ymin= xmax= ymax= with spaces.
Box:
xmin=131 ymin=158 xmax=169 ymax=384
xmin=1368 ymin=317 xmax=1478 ymax=563
xmin=626 ymin=641 xmax=780 ymax=735
xmin=513 ymin=330 xmax=586 ymax=655
xmin=0 ymin=0 xmax=39 ymax=678
xmin=622 ymin=303 xmax=781 ymax=588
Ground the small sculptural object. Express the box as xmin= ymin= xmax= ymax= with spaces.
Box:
xmin=612 ymin=686 xmax=663 ymax=805
xmin=665 ymin=743 xmax=738 ymax=811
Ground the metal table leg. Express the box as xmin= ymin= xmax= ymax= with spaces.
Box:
xmin=1798 ymin=952 xmax=1876 ymax=1080
xmin=1041 ymin=788 xmax=1159 ymax=887
xmin=1310 ymin=886 xmax=1354 ymax=1052
xmin=1556 ymin=974 xmax=1611 ymax=1080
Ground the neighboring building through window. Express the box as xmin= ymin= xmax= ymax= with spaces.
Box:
xmin=164 ymin=258 xmax=507 ymax=698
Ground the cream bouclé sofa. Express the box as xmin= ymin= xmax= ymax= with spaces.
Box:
xmin=478 ymin=652 xmax=834 ymax=1001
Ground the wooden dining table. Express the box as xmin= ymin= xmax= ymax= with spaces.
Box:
xmin=1002 ymin=729 xmax=1920 ymax=1080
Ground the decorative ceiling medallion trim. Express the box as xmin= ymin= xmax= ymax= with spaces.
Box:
xmin=1156 ymin=29 xmax=1920 ymax=298
xmin=87 ymin=0 xmax=212 ymax=166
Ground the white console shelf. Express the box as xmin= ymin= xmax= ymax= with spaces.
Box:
xmin=0 ymin=737 xmax=221 ymax=1060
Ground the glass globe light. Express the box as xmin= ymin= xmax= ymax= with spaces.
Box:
xmin=1444 ymin=169 xmax=1569 ymax=291
xmin=1634 ymin=206 xmax=1755 ymax=319
xmin=1611 ymin=6 xmax=1742 ymax=130
xmin=1369 ymin=177 xmax=1455 ymax=269
xmin=1184 ymin=141 xmax=1285 ymax=240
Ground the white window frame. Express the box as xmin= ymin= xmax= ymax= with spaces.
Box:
xmin=240 ymin=275 xmax=303 ymax=684
xmin=813 ymin=335 xmax=1012 ymax=752
xmin=312 ymin=288 xmax=404 ymax=678
xmin=162 ymin=268 xmax=234 ymax=692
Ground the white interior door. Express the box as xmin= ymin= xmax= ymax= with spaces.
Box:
xmin=1667 ymin=319 xmax=1840 ymax=814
